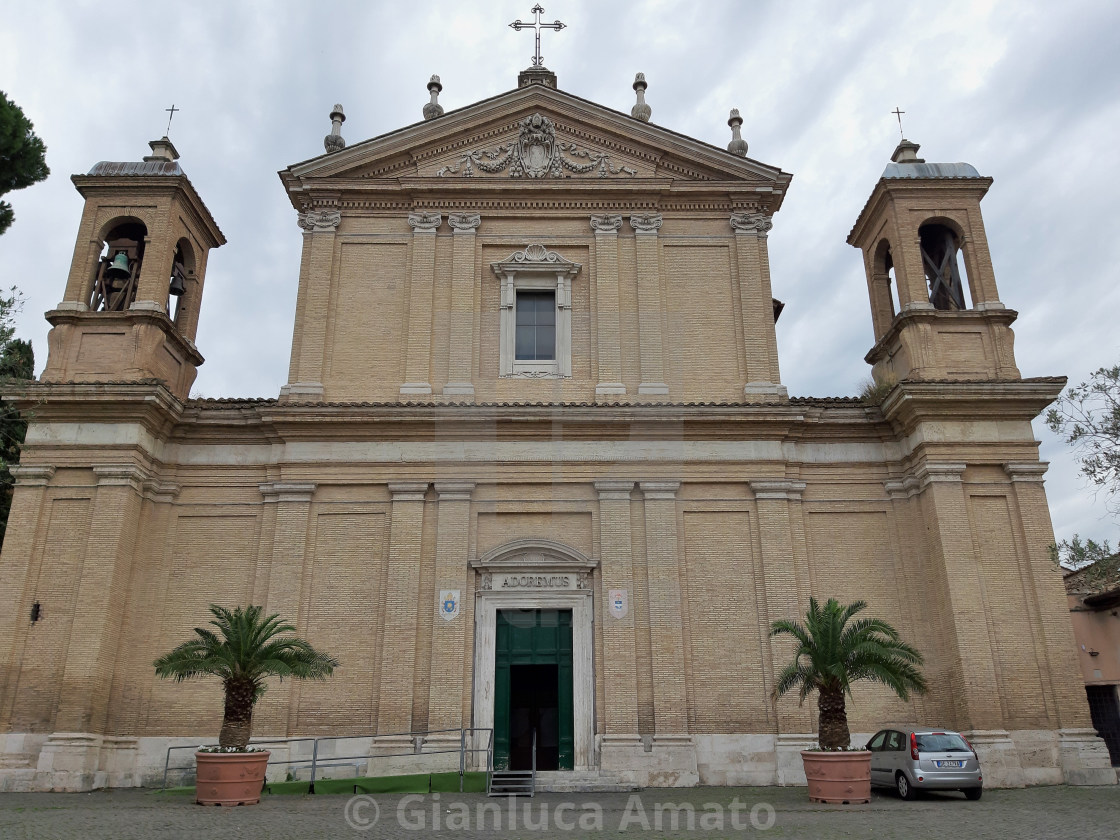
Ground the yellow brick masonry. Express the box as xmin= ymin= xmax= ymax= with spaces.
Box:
xmin=292 ymin=219 xmax=338 ymax=388
xmin=402 ymin=219 xmax=438 ymax=396
xmin=596 ymin=481 xmax=639 ymax=734
xmin=254 ymin=482 xmax=316 ymax=734
xmin=592 ymin=218 xmax=624 ymax=396
xmin=377 ymin=483 xmax=428 ymax=734
xmin=427 ymin=482 xmax=474 ymax=731
xmin=52 ymin=466 xmax=144 ymax=734
xmin=752 ymin=480 xmax=813 ymax=734
xmin=445 ymin=218 xmax=479 ymax=396
xmin=633 ymin=220 xmax=668 ymax=395
xmin=1004 ymin=464 xmax=1092 ymax=730
xmin=733 ymin=225 xmax=778 ymax=386
xmin=641 ymin=481 xmax=688 ymax=734
xmin=0 ymin=466 xmax=54 ymax=730
xmin=917 ymin=463 xmax=1005 ymax=729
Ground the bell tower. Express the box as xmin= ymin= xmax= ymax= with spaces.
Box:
xmin=41 ymin=137 xmax=225 ymax=399
xmin=848 ymin=139 xmax=1019 ymax=383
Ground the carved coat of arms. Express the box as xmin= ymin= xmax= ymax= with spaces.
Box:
xmin=437 ymin=113 xmax=636 ymax=179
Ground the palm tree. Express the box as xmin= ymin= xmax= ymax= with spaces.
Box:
xmin=154 ymin=605 xmax=340 ymax=750
xmin=770 ymin=597 xmax=927 ymax=750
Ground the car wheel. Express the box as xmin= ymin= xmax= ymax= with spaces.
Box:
xmin=896 ymin=772 xmax=916 ymax=800
xmin=963 ymin=787 xmax=982 ymax=801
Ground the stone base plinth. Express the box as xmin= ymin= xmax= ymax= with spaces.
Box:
xmin=599 ymin=734 xmax=698 ymax=787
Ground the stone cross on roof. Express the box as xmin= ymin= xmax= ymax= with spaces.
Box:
xmin=509 ymin=4 xmax=565 ymax=68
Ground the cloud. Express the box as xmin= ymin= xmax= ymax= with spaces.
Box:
xmin=1 ymin=0 xmax=1117 ymax=545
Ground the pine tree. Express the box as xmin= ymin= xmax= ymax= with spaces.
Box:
xmin=0 ymin=288 xmax=33 ymax=549
xmin=0 ymin=90 xmax=50 ymax=236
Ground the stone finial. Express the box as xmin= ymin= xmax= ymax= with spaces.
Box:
xmin=324 ymin=104 xmax=346 ymax=154
xmin=424 ymin=75 xmax=445 ymax=121
xmin=144 ymin=136 xmax=180 ymax=162
xmin=631 ymin=73 xmax=651 ymax=122
xmin=891 ymin=138 xmax=925 ymax=163
xmin=727 ymin=109 xmax=748 ymax=157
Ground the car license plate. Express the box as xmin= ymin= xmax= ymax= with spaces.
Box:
xmin=935 ymin=760 xmax=962 ymax=768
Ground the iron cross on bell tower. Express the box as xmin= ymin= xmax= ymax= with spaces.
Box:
xmin=510 ymin=4 xmax=566 ymax=68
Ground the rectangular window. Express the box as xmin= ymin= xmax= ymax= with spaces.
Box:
xmin=515 ymin=291 xmax=556 ymax=361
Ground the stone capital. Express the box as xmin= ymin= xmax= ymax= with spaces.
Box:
xmin=884 ymin=477 xmax=920 ymax=500
xmin=8 ymin=464 xmax=55 ymax=486
xmin=408 ymin=211 xmax=442 ymax=233
xmin=447 ymin=212 xmax=481 ymax=232
xmin=915 ymin=462 xmax=967 ymax=488
xmin=434 ymin=481 xmax=476 ymax=500
xmin=595 ymin=480 xmax=634 ymax=500
xmin=259 ymin=482 xmax=317 ymax=503
xmin=629 ymin=213 xmax=663 ymax=234
xmin=640 ymin=480 xmax=680 ymax=500
xmin=297 ymin=208 xmax=342 ymax=232
xmin=92 ymin=464 xmax=148 ymax=490
xmin=749 ymin=479 xmax=806 ymax=500
xmin=590 ymin=214 xmax=623 ymax=233
xmin=1003 ymin=462 xmax=1049 ymax=483
xmin=388 ymin=481 xmax=429 ymax=501
xmin=143 ymin=480 xmax=181 ymax=503
xmin=730 ymin=211 xmax=773 ymax=236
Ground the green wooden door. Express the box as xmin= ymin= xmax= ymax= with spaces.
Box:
xmin=494 ymin=609 xmax=573 ymax=770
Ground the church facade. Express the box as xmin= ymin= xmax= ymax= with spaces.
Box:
xmin=0 ymin=65 xmax=1114 ymax=791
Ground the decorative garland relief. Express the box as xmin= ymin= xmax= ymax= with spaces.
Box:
xmin=437 ymin=113 xmax=637 ymax=179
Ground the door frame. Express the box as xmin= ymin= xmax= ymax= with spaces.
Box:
xmin=470 ymin=540 xmax=597 ymax=771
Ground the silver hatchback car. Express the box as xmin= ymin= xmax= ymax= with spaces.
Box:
xmin=866 ymin=728 xmax=983 ymax=800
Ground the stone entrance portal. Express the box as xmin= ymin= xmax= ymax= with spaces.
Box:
xmin=494 ymin=609 xmax=573 ymax=770
xmin=470 ymin=540 xmax=596 ymax=771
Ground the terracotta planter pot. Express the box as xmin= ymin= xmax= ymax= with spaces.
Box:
xmin=194 ymin=750 xmax=270 ymax=806
xmin=801 ymin=749 xmax=871 ymax=804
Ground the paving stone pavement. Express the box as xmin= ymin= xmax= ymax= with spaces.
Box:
xmin=1 ymin=785 xmax=1118 ymax=839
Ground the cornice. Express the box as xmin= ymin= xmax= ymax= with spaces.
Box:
xmin=847 ymin=176 xmax=993 ymax=248
xmin=281 ymin=86 xmax=791 ymax=209
xmin=864 ymin=307 xmax=1018 ymax=367
xmin=44 ymin=308 xmax=206 ymax=367
xmin=71 ymin=173 xmax=226 ymax=248
xmin=879 ymin=377 xmax=1066 ymax=433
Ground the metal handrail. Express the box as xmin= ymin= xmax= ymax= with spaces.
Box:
xmin=531 ymin=728 xmax=537 ymax=796
xmin=161 ymin=727 xmax=495 ymax=791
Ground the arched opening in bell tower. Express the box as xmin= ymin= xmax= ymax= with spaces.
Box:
xmin=919 ymin=221 xmax=971 ymax=310
xmin=90 ymin=219 xmax=146 ymax=312
xmin=169 ymin=238 xmax=194 ymax=326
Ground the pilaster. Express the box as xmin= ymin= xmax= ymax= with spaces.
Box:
xmin=595 ymin=481 xmax=638 ymax=735
xmin=280 ymin=204 xmax=341 ymax=401
xmin=51 ymin=465 xmax=146 ymax=735
xmin=427 ymin=482 xmax=474 ymax=730
xmin=640 ymin=481 xmax=686 ymax=732
xmin=750 ymin=479 xmax=813 ymax=736
xmin=630 ymin=214 xmax=668 ymax=396
xmin=377 ymin=482 xmax=429 ymax=733
xmin=401 ymin=212 xmax=441 ymax=397
xmin=0 ymin=466 xmax=54 ymax=730
xmin=731 ymin=213 xmax=786 ymax=401
xmin=1003 ymin=463 xmax=1098 ymax=733
xmin=591 ymin=215 xmax=625 ymax=397
xmin=916 ymin=462 xmax=1008 ymax=732
xmin=254 ymin=481 xmax=316 ymax=733
xmin=444 ymin=214 xmax=480 ymax=398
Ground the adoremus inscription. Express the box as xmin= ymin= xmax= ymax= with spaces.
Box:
xmin=344 ymin=793 xmax=776 ymax=832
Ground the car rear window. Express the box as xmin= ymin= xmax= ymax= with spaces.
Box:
xmin=915 ymin=733 xmax=971 ymax=753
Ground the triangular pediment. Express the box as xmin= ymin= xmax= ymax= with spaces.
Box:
xmin=282 ymin=85 xmax=790 ymax=197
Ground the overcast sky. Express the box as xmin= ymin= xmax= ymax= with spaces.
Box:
xmin=1 ymin=0 xmax=1118 ymax=547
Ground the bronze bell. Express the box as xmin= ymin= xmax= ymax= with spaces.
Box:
xmin=105 ymin=252 xmax=132 ymax=281
xmin=169 ymin=264 xmax=187 ymax=296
